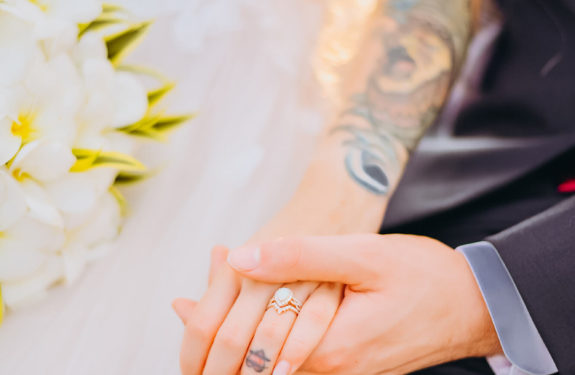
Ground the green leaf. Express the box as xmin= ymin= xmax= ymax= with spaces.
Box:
xmin=105 ymin=21 xmax=152 ymax=66
xmin=79 ymin=16 xmax=125 ymax=37
xmin=117 ymin=113 xmax=195 ymax=140
xmin=118 ymin=113 xmax=162 ymax=133
xmin=70 ymin=148 xmax=99 ymax=172
xmin=71 ymin=149 xmax=146 ymax=173
xmin=153 ymin=114 xmax=196 ymax=132
xmin=148 ymin=82 xmax=175 ymax=108
xmin=102 ymin=3 xmax=124 ymax=13
xmin=114 ymin=171 xmax=149 ymax=185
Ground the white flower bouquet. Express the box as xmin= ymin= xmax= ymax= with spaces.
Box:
xmin=0 ymin=0 xmax=192 ymax=324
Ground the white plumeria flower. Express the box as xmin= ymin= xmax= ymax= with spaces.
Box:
xmin=0 ymin=0 xmax=184 ymax=314
xmin=0 ymin=54 xmax=83 ymax=164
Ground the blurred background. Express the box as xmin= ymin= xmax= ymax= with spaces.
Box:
xmin=0 ymin=0 xmax=335 ymax=373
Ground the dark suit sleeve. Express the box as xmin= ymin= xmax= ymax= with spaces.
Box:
xmin=487 ymin=195 xmax=575 ymax=375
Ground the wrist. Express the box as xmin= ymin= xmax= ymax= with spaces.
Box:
xmin=453 ymin=251 xmax=503 ymax=358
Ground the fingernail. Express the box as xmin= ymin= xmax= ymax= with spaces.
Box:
xmin=227 ymin=246 xmax=261 ymax=271
xmin=273 ymin=361 xmax=291 ymax=375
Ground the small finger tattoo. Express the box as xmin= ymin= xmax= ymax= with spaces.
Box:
xmin=246 ymin=349 xmax=270 ymax=372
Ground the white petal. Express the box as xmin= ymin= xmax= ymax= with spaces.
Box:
xmin=0 ymin=87 xmax=19 ymax=118
xmin=106 ymin=132 xmax=137 ymax=155
xmin=44 ymin=173 xmax=99 ymax=214
xmin=0 ymin=239 xmax=47 ymax=281
xmin=70 ymin=192 xmax=121 ymax=247
xmin=47 ymin=0 xmax=102 ymax=24
xmin=78 ymin=59 xmax=115 ymax=131
xmin=44 ymin=169 xmax=115 ymax=214
xmin=73 ymin=131 xmax=112 ymax=150
xmin=27 ymin=54 xmax=83 ymax=110
xmin=56 ymin=169 xmax=117 ymax=226
xmin=1 ymin=256 xmax=63 ymax=309
xmin=38 ymin=21 xmax=78 ymax=56
xmin=0 ymin=11 xmax=39 ymax=85
xmin=111 ymin=72 xmax=148 ymax=128
xmin=61 ymin=243 xmax=87 ymax=284
xmin=19 ymin=179 xmax=64 ymax=228
xmin=61 ymin=207 xmax=94 ymax=230
xmin=82 ymin=58 xmax=115 ymax=92
xmin=0 ymin=170 xmax=27 ymax=231
xmin=10 ymin=140 xmax=76 ymax=182
xmin=7 ymin=215 xmax=66 ymax=253
xmin=75 ymin=33 xmax=107 ymax=63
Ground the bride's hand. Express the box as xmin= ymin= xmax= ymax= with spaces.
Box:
xmin=173 ymin=243 xmax=343 ymax=375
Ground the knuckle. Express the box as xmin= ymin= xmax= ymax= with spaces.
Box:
xmin=217 ymin=328 xmax=243 ymax=350
xmin=259 ymin=321 xmax=284 ymax=341
xmin=305 ymin=306 xmax=332 ymax=326
xmin=281 ymin=340 xmax=308 ymax=365
xmin=310 ymin=345 xmax=356 ymax=373
xmin=185 ymin=320 xmax=211 ymax=343
xmin=313 ymin=352 xmax=346 ymax=373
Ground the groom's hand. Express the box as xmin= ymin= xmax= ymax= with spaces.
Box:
xmin=228 ymin=234 xmax=502 ymax=374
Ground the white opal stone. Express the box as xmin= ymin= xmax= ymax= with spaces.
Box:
xmin=274 ymin=287 xmax=293 ymax=306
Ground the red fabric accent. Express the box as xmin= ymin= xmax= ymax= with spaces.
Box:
xmin=558 ymin=179 xmax=575 ymax=193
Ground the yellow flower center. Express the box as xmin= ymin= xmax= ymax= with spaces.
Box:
xmin=11 ymin=169 xmax=29 ymax=182
xmin=11 ymin=113 xmax=37 ymax=143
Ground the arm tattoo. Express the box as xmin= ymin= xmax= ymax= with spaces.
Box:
xmin=334 ymin=0 xmax=472 ymax=195
xmin=246 ymin=349 xmax=270 ymax=372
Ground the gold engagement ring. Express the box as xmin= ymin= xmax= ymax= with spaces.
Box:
xmin=267 ymin=287 xmax=302 ymax=315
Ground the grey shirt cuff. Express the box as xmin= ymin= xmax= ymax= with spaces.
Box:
xmin=457 ymin=241 xmax=558 ymax=375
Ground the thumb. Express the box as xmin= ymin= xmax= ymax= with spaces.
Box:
xmin=226 ymin=234 xmax=378 ymax=285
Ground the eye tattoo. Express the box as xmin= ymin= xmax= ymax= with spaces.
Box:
xmin=246 ymin=349 xmax=270 ymax=373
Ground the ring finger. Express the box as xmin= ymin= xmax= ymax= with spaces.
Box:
xmin=202 ymin=279 xmax=278 ymax=375
xmin=241 ymin=282 xmax=318 ymax=375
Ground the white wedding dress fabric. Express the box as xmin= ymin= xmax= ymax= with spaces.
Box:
xmin=0 ymin=1 xmax=329 ymax=374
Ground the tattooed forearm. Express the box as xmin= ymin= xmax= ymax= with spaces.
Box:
xmin=246 ymin=349 xmax=270 ymax=372
xmin=334 ymin=0 xmax=473 ymax=195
